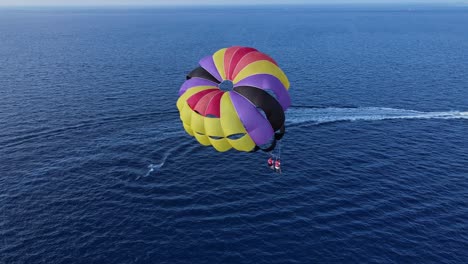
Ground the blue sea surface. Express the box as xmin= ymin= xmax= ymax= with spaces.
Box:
xmin=1 ymin=5 xmax=468 ymax=263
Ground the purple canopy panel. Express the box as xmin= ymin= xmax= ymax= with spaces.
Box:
xmin=229 ymin=91 xmax=274 ymax=146
xmin=179 ymin=77 xmax=218 ymax=96
xmin=234 ymin=74 xmax=291 ymax=110
xmin=199 ymin=55 xmax=223 ymax=82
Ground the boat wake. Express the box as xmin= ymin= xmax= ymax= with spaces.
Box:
xmin=286 ymin=107 xmax=468 ymax=126
xmin=144 ymin=163 xmax=164 ymax=177
xmin=142 ymin=151 xmax=170 ymax=178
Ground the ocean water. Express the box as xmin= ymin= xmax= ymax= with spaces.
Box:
xmin=1 ymin=5 xmax=468 ymax=263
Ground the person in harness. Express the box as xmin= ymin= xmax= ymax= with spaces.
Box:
xmin=274 ymin=159 xmax=281 ymax=173
xmin=267 ymin=157 xmax=274 ymax=170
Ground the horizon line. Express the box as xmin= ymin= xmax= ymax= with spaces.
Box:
xmin=0 ymin=2 xmax=467 ymax=7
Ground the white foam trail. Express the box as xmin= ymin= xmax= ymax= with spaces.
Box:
xmin=286 ymin=107 xmax=468 ymax=125
xmin=144 ymin=164 xmax=160 ymax=177
xmin=142 ymin=152 xmax=169 ymax=178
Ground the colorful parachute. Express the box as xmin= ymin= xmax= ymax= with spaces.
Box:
xmin=176 ymin=46 xmax=290 ymax=152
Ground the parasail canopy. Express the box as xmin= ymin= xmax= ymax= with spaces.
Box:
xmin=176 ymin=46 xmax=290 ymax=152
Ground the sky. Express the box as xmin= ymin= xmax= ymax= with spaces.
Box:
xmin=0 ymin=0 xmax=466 ymax=6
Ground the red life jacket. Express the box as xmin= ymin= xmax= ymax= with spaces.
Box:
xmin=275 ymin=160 xmax=281 ymax=168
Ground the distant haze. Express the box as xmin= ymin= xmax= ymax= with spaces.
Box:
xmin=0 ymin=0 xmax=467 ymax=6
